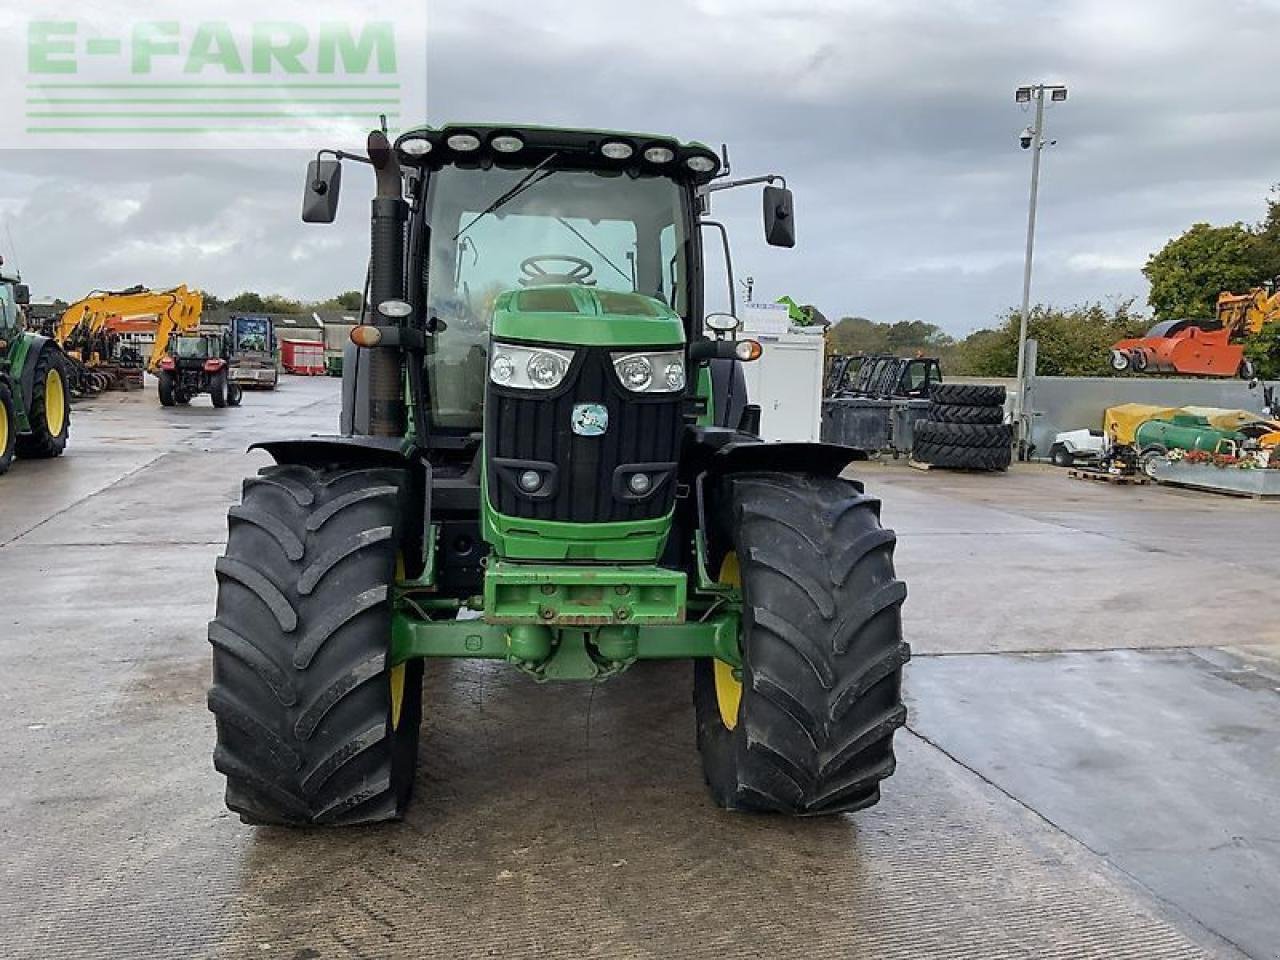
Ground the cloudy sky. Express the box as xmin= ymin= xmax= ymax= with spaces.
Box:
xmin=1 ymin=0 xmax=1277 ymax=335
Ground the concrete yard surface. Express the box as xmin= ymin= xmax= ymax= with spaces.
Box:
xmin=1 ymin=376 xmax=1276 ymax=959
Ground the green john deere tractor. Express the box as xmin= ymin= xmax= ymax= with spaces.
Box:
xmin=208 ymin=124 xmax=910 ymax=825
xmin=0 ymin=264 xmax=70 ymax=476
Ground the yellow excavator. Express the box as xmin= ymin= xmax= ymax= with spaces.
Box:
xmin=54 ymin=285 xmax=203 ymax=391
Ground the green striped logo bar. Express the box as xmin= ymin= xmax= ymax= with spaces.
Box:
xmin=7 ymin=6 xmax=425 ymax=147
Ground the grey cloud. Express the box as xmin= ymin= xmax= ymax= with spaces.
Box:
xmin=2 ymin=0 xmax=1278 ymax=334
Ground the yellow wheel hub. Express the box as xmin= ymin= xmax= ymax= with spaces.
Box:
xmin=43 ymin=367 xmax=66 ymax=436
xmin=0 ymin=401 xmax=9 ymax=453
xmin=389 ymin=663 xmax=406 ymax=731
xmin=389 ymin=551 xmax=407 ymax=731
xmin=715 ymin=553 xmax=743 ymax=730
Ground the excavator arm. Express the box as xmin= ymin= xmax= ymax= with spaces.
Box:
xmin=1216 ymin=288 xmax=1280 ymax=339
xmin=54 ymin=286 xmax=203 ymax=371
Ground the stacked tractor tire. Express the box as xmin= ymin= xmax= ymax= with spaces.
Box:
xmin=912 ymin=384 xmax=1011 ymax=471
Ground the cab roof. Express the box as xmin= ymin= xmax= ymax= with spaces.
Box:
xmin=393 ymin=122 xmax=722 ymax=184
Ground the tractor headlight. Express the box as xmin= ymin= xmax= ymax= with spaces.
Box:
xmin=489 ymin=342 xmax=574 ymax=391
xmin=612 ymin=350 xmax=685 ymax=393
xmin=527 ymin=351 xmax=569 ymax=388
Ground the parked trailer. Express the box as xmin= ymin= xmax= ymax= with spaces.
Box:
xmin=279 ymin=338 xmax=325 ymax=376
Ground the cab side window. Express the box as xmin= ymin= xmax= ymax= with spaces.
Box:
xmin=0 ymin=284 xmax=14 ymax=332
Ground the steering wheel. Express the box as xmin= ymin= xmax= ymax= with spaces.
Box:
xmin=519 ymin=255 xmax=596 ymax=287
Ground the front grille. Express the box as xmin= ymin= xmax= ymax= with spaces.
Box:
xmin=486 ymin=348 xmax=683 ymax=523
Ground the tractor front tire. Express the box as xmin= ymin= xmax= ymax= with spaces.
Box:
xmin=695 ymin=473 xmax=910 ymax=815
xmin=0 ymin=380 xmax=16 ymax=475
xmin=208 ymin=463 xmax=423 ymax=826
xmin=15 ymin=350 xmax=69 ymax=459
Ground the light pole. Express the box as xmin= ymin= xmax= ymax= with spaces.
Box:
xmin=1013 ymin=82 xmax=1067 ymax=457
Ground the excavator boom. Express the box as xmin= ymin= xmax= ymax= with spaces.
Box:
xmin=55 ymin=285 xmax=204 ymax=373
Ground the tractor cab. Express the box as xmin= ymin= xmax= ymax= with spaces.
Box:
xmin=170 ymin=332 xmax=222 ymax=365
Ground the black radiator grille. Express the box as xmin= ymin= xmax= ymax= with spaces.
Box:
xmin=486 ymin=348 xmax=683 ymax=523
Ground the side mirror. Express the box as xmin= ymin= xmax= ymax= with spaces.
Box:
xmin=763 ymin=185 xmax=795 ymax=248
xmin=14 ymin=283 xmax=30 ymax=305
xmin=302 ymin=158 xmax=342 ymax=224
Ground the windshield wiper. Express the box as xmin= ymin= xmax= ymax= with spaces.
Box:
xmin=453 ymin=153 xmax=559 ymax=241
xmin=555 ymin=217 xmax=633 ymax=285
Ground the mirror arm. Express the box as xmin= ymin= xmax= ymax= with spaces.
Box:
xmin=699 ymin=173 xmax=786 ymax=196
xmin=317 ymin=147 xmax=373 ymax=166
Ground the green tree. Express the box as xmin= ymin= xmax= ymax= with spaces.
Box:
xmin=1244 ymin=320 xmax=1280 ymax=380
xmin=222 ymin=291 xmax=307 ymax=314
xmin=826 ymin=316 xmax=954 ymax=357
xmin=334 ymin=290 xmax=364 ymax=311
xmin=224 ymin=291 xmax=268 ymax=313
xmin=1255 ymin=186 xmax=1280 ymax=280
xmin=1143 ymin=223 xmax=1270 ymax=320
xmin=960 ymin=301 xmax=1148 ymax=377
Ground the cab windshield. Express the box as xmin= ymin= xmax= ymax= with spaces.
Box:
xmin=172 ymin=337 xmax=212 ymax=359
xmin=421 ymin=165 xmax=691 ymax=430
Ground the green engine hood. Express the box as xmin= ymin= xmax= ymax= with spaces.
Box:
xmin=490 ymin=285 xmax=684 ymax=348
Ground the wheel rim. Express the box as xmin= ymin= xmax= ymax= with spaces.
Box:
xmin=44 ymin=368 xmax=66 ymax=436
xmin=389 ymin=663 xmax=406 ymax=730
xmin=390 ymin=553 xmax=407 ymax=731
xmin=0 ymin=400 xmax=9 ymax=453
xmin=715 ymin=552 xmax=743 ymax=730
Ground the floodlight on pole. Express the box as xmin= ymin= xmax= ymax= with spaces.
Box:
xmin=1012 ymin=82 xmax=1067 ymax=459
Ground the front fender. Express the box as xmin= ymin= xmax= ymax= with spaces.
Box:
xmin=250 ymin=435 xmax=409 ymax=469
xmin=682 ymin=426 xmax=866 ymax=482
xmin=16 ymin=334 xmax=58 ymax=411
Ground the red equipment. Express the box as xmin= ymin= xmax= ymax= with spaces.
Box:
xmin=279 ymin=338 xmax=325 ymax=375
xmin=1110 ymin=287 xmax=1279 ymax=378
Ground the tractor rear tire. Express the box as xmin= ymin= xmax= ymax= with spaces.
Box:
xmin=207 ymin=463 xmax=423 ymax=826
xmin=0 ymin=380 xmax=16 ymax=475
xmin=14 ymin=350 xmax=69 ymax=460
xmin=927 ymin=402 xmax=1004 ymax=425
xmin=158 ymin=371 xmax=176 ymax=407
xmin=914 ymin=420 xmax=1013 ymax=449
xmin=928 ymin=383 xmax=1005 ymax=407
xmin=210 ymin=371 xmax=229 ymax=408
xmin=694 ymin=473 xmax=910 ymax=815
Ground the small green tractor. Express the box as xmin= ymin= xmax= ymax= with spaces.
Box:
xmin=208 ymin=125 xmax=909 ymax=825
xmin=0 ymin=263 xmax=71 ymax=476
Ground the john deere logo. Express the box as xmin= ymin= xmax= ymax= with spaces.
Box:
xmin=571 ymin=403 xmax=608 ymax=437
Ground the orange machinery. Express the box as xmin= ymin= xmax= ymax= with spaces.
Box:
xmin=1109 ymin=286 xmax=1280 ymax=378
